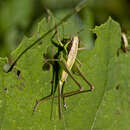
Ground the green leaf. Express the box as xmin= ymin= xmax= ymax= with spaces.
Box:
xmin=91 ymin=54 xmax=130 ymax=130
xmin=0 ymin=15 xmax=129 ymax=130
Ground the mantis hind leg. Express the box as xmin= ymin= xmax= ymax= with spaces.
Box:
xmin=75 ymin=65 xmax=95 ymax=91
xmin=33 ymin=69 xmax=56 ymax=116
xmin=63 ymin=89 xmax=91 ymax=98
xmin=60 ymin=60 xmax=94 ymax=108
xmin=33 ymin=93 xmax=53 ymax=114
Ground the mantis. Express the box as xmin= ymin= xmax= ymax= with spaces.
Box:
xmin=33 ymin=31 xmax=95 ymax=119
xmin=3 ymin=0 xmax=95 ymax=120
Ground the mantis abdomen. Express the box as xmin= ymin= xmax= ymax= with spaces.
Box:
xmin=61 ymin=36 xmax=79 ymax=83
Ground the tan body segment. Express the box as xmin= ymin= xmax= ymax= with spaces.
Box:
xmin=61 ymin=36 xmax=79 ymax=83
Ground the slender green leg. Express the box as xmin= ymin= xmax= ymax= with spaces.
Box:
xmin=33 ymin=89 xmax=91 ymax=114
xmin=63 ymin=89 xmax=91 ymax=98
xmin=43 ymin=59 xmax=86 ymax=114
xmin=33 ymin=70 xmax=56 ymax=114
xmin=59 ymin=60 xmax=85 ymax=110
xmin=50 ymin=70 xmax=56 ymax=119
xmin=76 ymin=65 xmax=95 ymax=91
xmin=33 ymin=93 xmax=53 ymax=113
xmin=43 ymin=59 xmax=86 ymax=118
xmin=34 ymin=89 xmax=91 ymax=103
xmin=33 ymin=59 xmax=94 ymax=118
xmin=60 ymin=61 xmax=94 ymax=108
xmin=40 ymin=58 xmax=63 ymax=119
xmin=33 ymin=58 xmax=63 ymax=119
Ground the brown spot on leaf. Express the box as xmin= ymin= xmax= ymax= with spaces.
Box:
xmin=115 ymin=84 xmax=120 ymax=90
xmin=14 ymin=68 xmax=22 ymax=79
xmin=3 ymin=88 xmax=7 ymax=92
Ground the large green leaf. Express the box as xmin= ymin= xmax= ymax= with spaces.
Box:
xmin=0 ymin=14 xmax=129 ymax=130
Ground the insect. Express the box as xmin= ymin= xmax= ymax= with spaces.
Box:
xmin=33 ymin=31 xmax=95 ymax=119
xmin=2 ymin=0 xmax=94 ymax=120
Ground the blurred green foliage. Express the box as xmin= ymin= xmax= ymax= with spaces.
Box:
xmin=0 ymin=0 xmax=130 ymax=56
xmin=0 ymin=1 xmax=130 ymax=129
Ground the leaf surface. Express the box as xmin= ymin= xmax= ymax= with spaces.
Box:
xmin=0 ymin=15 xmax=129 ymax=130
